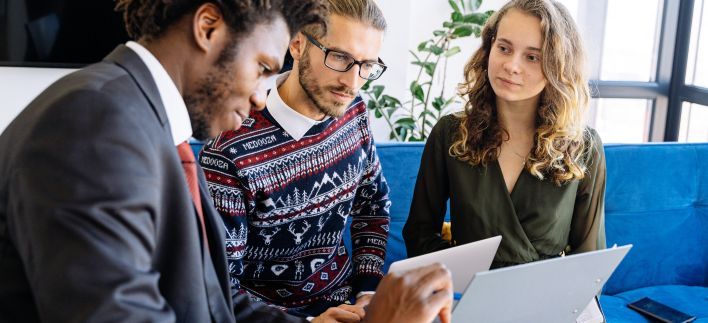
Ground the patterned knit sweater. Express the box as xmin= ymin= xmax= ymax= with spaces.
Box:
xmin=199 ymin=96 xmax=391 ymax=316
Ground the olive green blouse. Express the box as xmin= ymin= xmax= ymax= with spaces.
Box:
xmin=403 ymin=115 xmax=606 ymax=268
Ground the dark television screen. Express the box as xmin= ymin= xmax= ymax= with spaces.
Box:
xmin=0 ymin=0 xmax=130 ymax=67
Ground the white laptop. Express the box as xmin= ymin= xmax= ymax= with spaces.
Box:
xmin=388 ymin=235 xmax=501 ymax=293
xmin=450 ymin=245 xmax=632 ymax=323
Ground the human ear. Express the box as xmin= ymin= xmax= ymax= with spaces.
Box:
xmin=192 ymin=3 xmax=226 ymax=53
xmin=289 ymin=32 xmax=308 ymax=61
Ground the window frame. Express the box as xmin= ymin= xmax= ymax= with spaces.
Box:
xmin=594 ymin=0 xmax=708 ymax=142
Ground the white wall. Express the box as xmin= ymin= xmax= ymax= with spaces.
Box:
xmin=372 ymin=0 xmax=505 ymax=142
xmin=0 ymin=0 xmax=507 ymax=139
xmin=2 ymin=1 xmax=678 ymax=143
xmin=0 ymin=66 xmax=75 ymax=131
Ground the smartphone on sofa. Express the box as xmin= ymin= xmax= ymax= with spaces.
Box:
xmin=627 ymin=297 xmax=696 ymax=323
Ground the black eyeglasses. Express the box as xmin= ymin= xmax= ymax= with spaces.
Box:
xmin=303 ymin=33 xmax=387 ymax=81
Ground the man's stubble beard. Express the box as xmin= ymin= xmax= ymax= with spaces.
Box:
xmin=184 ymin=39 xmax=240 ymax=141
xmin=298 ymin=50 xmax=356 ymax=118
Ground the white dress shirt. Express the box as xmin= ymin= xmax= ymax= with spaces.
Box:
xmin=125 ymin=41 xmax=192 ymax=145
xmin=266 ymin=72 xmax=329 ymax=141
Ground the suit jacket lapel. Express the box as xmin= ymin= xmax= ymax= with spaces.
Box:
xmin=105 ymin=45 xmax=234 ymax=319
xmin=103 ymin=45 xmax=170 ymax=131
xmin=196 ymin=162 xmax=235 ymax=319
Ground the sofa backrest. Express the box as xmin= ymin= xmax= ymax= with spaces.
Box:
xmin=368 ymin=143 xmax=708 ymax=294
xmin=373 ymin=143 xmax=428 ymax=270
xmin=601 ymin=143 xmax=708 ymax=294
xmin=192 ymin=141 xmax=708 ymax=294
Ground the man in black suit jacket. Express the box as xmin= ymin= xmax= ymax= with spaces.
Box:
xmin=0 ymin=1 xmax=454 ymax=322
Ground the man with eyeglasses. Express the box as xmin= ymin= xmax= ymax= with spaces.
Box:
xmin=199 ymin=0 xmax=391 ymax=322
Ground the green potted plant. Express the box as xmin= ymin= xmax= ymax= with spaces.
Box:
xmin=362 ymin=0 xmax=493 ymax=141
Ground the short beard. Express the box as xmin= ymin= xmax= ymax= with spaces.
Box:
xmin=183 ymin=37 xmax=240 ymax=141
xmin=183 ymin=91 xmax=212 ymax=141
xmin=298 ymin=49 xmax=354 ymax=118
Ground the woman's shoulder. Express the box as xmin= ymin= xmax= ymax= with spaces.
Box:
xmin=582 ymin=126 xmax=603 ymax=150
xmin=581 ymin=126 xmax=605 ymax=166
xmin=439 ymin=112 xmax=463 ymax=126
xmin=584 ymin=126 xmax=601 ymax=140
xmin=430 ymin=113 xmax=463 ymax=139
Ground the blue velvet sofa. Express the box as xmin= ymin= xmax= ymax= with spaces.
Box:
xmin=192 ymin=141 xmax=708 ymax=322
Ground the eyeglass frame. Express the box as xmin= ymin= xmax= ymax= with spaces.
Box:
xmin=302 ymin=33 xmax=388 ymax=81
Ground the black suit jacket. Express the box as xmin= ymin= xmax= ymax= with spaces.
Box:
xmin=0 ymin=45 xmax=305 ymax=323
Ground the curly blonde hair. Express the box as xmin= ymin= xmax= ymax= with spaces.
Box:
xmin=450 ymin=0 xmax=592 ymax=185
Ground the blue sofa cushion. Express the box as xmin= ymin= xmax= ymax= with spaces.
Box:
xmin=603 ymin=144 xmax=708 ymax=294
xmin=604 ymin=144 xmax=704 ymax=213
xmin=192 ymin=140 xmax=708 ymax=312
xmin=375 ymin=143 xmax=425 ymax=271
xmin=604 ymin=208 xmax=708 ymax=294
xmin=600 ymin=285 xmax=708 ymax=322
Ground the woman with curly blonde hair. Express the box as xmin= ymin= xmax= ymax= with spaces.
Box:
xmin=403 ymin=0 xmax=606 ymax=269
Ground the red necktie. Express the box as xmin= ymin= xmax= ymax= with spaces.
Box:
xmin=177 ymin=141 xmax=209 ymax=249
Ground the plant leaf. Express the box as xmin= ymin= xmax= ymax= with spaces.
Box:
xmin=452 ymin=25 xmax=474 ymax=37
xmin=417 ymin=40 xmax=430 ymax=52
xmin=382 ymin=94 xmax=402 ymax=107
xmin=400 ymin=128 xmax=409 ymax=141
xmin=424 ymin=63 xmax=436 ymax=77
xmin=410 ymin=81 xmax=425 ymax=103
xmin=448 ymin=0 xmax=461 ymax=14
xmin=462 ymin=12 xmax=489 ymax=25
xmin=468 ymin=0 xmax=482 ymax=12
xmin=444 ymin=46 xmax=461 ymax=57
xmin=432 ymin=96 xmax=445 ymax=110
xmin=374 ymin=109 xmax=382 ymax=118
xmin=472 ymin=25 xmax=482 ymax=37
xmin=372 ymin=85 xmax=385 ymax=99
xmin=412 ymin=61 xmax=437 ymax=77
xmin=451 ymin=11 xmax=463 ymax=22
xmin=396 ymin=117 xmax=416 ymax=127
xmin=430 ymin=45 xmax=444 ymax=55
xmin=385 ymin=107 xmax=396 ymax=118
xmin=419 ymin=109 xmax=437 ymax=120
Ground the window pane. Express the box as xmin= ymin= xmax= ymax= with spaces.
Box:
xmin=590 ymin=99 xmax=652 ymax=143
xmin=686 ymin=0 xmax=708 ymax=87
xmin=679 ymin=102 xmax=708 ymax=142
xmin=600 ymin=0 xmax=662 ymax=81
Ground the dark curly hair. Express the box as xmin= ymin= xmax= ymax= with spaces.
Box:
xmin=115 ymin=0 xmax=328 ymax=42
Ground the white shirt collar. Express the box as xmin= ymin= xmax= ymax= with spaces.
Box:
xmin=266 ymin=72 xmax=329 ymax=141
xmin=125 ymin=41 xmax=192 ymax=145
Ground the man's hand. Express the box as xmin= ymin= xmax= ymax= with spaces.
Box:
xmin=311 ymin=303 xmax=365 ymax=323
xmin=354 ymin=294 xmax=374 ymax=308
xmin=362 ymin=263 xmax=453 ymax=323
